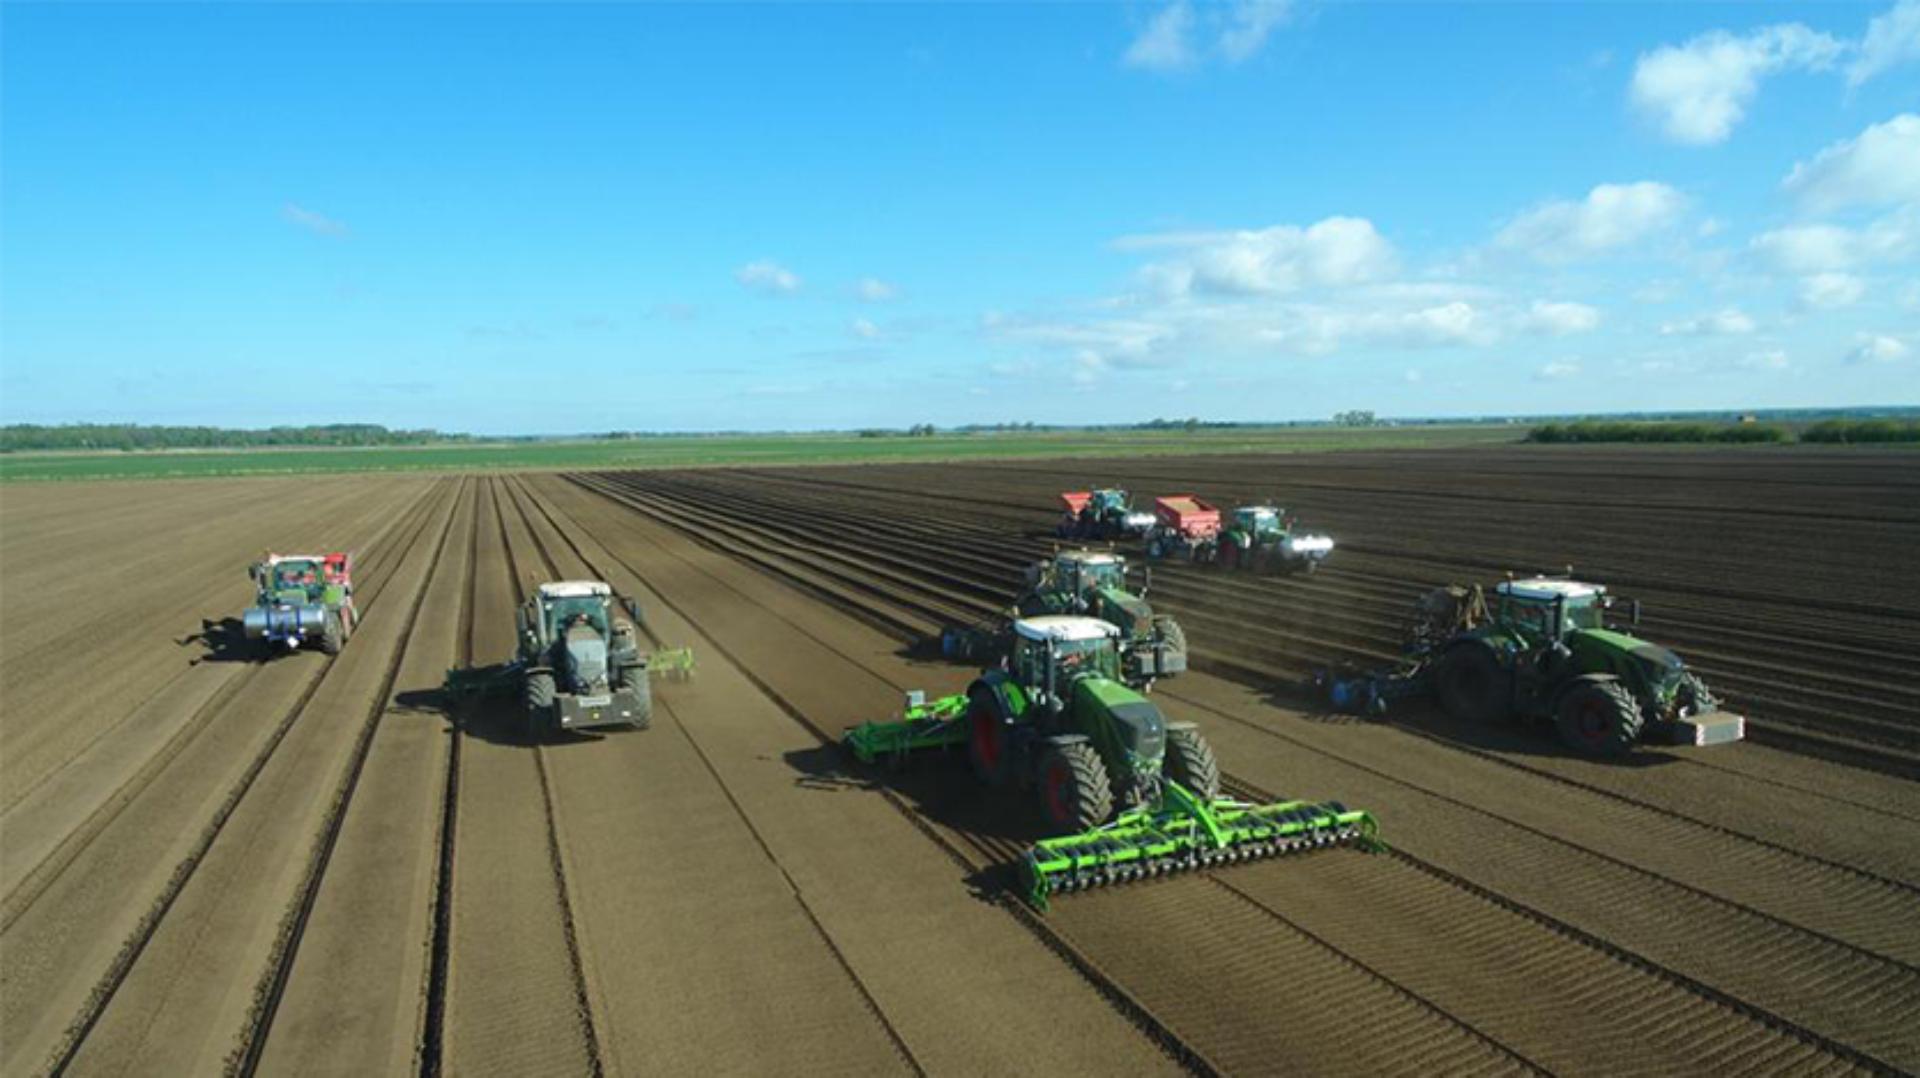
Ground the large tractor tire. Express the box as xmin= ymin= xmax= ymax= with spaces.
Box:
xmin=320 ymin=611 xmax=345 ymax=656
xmin=1037 ymin=741 xmax=1114 ymax=834
xmin=1219 ymin=541 xmax=1241 ymax=570
xmin=524 ymin=672 xmax=556 ymax=743
xmin=1555 ymin=678 xmax=1643 ymax=756
xmin=1435 ymin=644 xmax=1513 ymax=722
xmin=1159 ymin=617 xmax=1188 ymax=661
xmin=618 ymin=664 xmax=653 ymax=731
xmin=1162 ymin=725 xmax=1221 ymax=800
xmin=967 ymin=686 xmax=1016 ymax=786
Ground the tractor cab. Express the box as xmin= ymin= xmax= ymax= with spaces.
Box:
xmin=1492 ymin=578 xmax=1611 ymax=644
xmin=1088 ymin=489 xmax=1131 ymax=517
xmin=254 ymin=553 xmax=350 ymax=604
xmin=1050 ymin=549 xmax=1126 ymax=595
xmin=1233 ymin=506 xmax=1286 ymax=538
xmin=525 ymin=580 xmax=617 ymax=654
xmin=1011 ymin=616 xmax=1123 ymax=707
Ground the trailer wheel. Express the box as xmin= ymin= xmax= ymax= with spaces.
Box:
xmin=1556 ymin=679 xmax=1643 ymax=756
xmin=967 ymin=687 xmax=1015 ymax=786
xmin=320 ymin=611 xmax=345 ymax=656
xmin=1435 ymin=644 xmax=1512 ymax=722
xmin=1038 ymin=742 xmax=1114 ymax=834
xmin=1163 ymin=726 xmax=1221 ymax=799
xmin=525 ymin=673 xmax=556 ymax=743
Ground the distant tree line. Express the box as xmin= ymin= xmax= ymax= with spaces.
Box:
xmin=1 ymin=423 xmax=469 ymax=452
xmin=1799 ymin=419 xmax=1920 ymax=443
xmin=856 ymin=424 xmax=941 ymax=438
xmin=1529 ymin=421 xmax=1790 ymax=444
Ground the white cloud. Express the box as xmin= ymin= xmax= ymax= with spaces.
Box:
xmin=1850 ymin=0 xmax=1920 ymax=85
xmin=1123 ymin=217 xmax=1397 ymax=296
xmin=854 ymin=277 xmax=898 ymax=302
xmin=850 ymin=318 xmax=881 ymax=340
xmin=735 ymin=259 xmax=801 ymax=294
xmin=282 ymin=203 xmax=347 ymax=237
xmin=1629 ymin=23 xmax=1844 ymax=144
xmin=1536 ymin=361 xmax=1581 ymax=381
xmin=1124 ymin=0 xmax=1292 ymax=72
xmin=1219 ymin=1 xmax=1293 ymax=64
xmin=1800 ymin=272 xmax=1866 ymax=309
xmin=1494 ymin=182 xmax=1687 ymax=261
xmin=1848 ymin=333 xmax=1911 ymax=363
xmin=1124 ymin=2 xmax=1197 ymax=72
xmin=1751 ymin=207 xmax=1920 ymax=271
xmin=1660 ymin=307 xmax=1757 ymax=335
xmin=1524 ymin=300 xmax=1602 ymax=335
xmin=1784 ymin=114 xmax=1920 ymax=212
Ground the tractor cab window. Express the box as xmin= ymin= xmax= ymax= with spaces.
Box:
xmin=1504 ymin=597 xmax=1554 ymax=637
xmin=273 ymin=562 xmax=320 ymax=590
xmin=1238 ymin=508 xmax=1278 ymax=534
xmin=1052 ymin=636 xmax=1119 ymax=680
xmin=1013 ymin=636 xmax=1046 ymax=685
xmin=543 ymin=597 xmax=608 ymax=637
xmin=1563 ymin=597 xmax=1604 ymax=630
xmin=1078 ymin=561 xmax=1122 ymax=590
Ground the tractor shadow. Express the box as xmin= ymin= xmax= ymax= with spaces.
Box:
xmin=177 ymin=617 xmax=260 ymax=665
xmin=392 ymin=685 xmax=609 ymax=750
xmin=782 ymin=742 xmax=1043 ymax=903
xmin=1262 ymin=679 xmax=1681 ymax=769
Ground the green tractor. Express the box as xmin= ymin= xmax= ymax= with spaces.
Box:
xmin=243 ymin=552 xmax=356 ymax=656
xmin=443 ymin=580 xmax=694 ymax=741
xmin=1422 ymin=577 xmax=1744 ymax=755
xmin=943 ymin=549 xmax=1186 ymax=687
xmin=1055 ymin=489 xmax=1156 ymax=541
xmin=1216 ymin=505 xmax=1335 ymax=573
xmin=848 ymin=615 xmax=1379 ymax=909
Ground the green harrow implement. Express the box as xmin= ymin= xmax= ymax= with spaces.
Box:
xmin=841 ymin=615 xmax=1381 ymax=911
xmin=1022 ymin=789 xmax=1379 ymax=910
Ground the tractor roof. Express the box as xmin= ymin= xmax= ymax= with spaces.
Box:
xmin=1056 ymin=549 xmax=1123 ymax=566
xmin=263 ymin=553 xmax=328 ymax=565
xmin=1014 ymin=615 xmax=1120 ymax=643
xmin=538 ymin=580 xmax=612 ymax=599
xmin=1498 ymin=577 xmax=1604 ymax=601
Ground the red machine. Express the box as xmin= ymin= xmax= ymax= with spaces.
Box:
xmin=1145 ymin=495 xmax=1222 ymax=561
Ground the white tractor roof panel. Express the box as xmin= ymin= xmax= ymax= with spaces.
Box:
xmin=1498 ymin=578 xmax=1605 ymax=601
xmin=539 ymin=580 xmax=613 ymax=599
xmin=1014 ymin=615 xmax=1120 ymax=643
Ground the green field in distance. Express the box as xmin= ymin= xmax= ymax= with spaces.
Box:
xmin=0 ymin=425 xmax=1524 ymax=481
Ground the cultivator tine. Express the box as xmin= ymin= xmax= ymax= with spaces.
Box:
xmin=842 ymin=692 xmax=969 ymax=765
xmin=648 ymin=647 xmax=697 ymax=680
xmin=1020 ymin=797 xmax=1381 ymax=911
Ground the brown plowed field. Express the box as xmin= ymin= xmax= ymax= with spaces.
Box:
xmin=1 ymin=447 xmax=1915 ymax=1076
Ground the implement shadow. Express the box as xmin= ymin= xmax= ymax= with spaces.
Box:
xmin=393 ymin=684 xmax=605 ymax=749
xmin=178 ymin=616 xmax=261 ymax=665
xmin=782 ymin=741 xmax=1039 ymax=903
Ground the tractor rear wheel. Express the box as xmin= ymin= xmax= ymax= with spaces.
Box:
xmin=1435 ymin=645 xmax=1512 ymax=722
xmin=1555 ymin=679 xmax=1643 ymax=756
xmin=320 ymin=611 xmax=345 ymax=656
xmin=525 ymin=673 xmax=556 ymax=743
xmin=967 ymin=687 xmax=1015 ymax=786
xmin=1219 ymin=542 xmax=1241 ymax=570
xmin=1038 ymin=742 xmax=1114 ymax=834
xmin=1162 ymin=726 xmax=1221 ymax=799
xmin=1157 ymin=617 xmax=1188 ymax=665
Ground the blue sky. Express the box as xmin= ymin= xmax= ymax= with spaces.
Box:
xmin=3 ymin=2 xmax=1918 ymax=433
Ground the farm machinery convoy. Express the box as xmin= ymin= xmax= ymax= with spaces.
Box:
xmin=1143 ymin=495 xmax=1336 ymax=572
xmin=846 ymin=615 xmax=1380 ymax=909
xmin=443 ymin=580 xmax=693 ymax=740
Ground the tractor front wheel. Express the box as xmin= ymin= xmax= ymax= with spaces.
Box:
xmin=1162 ymin=726 xmax=1221 ymax=800
xmin=967 ymin=688 xmax=1015 ymax=786
xmin=1555 ymin=679 xmax=1643 ymax=756
xmin=618 ymin=664 xmax=653 ymax=731
xmin=1435 ymin=645 xmax=1512 ymax=723
xmin=1038 ymin=742 xmax=1114 ymax=834
xmin=320 ymin=611 xmax=345 ymax=656
xmin=525 ymin=673 xmax=556 ymax=743
xmin=1676 ymin=672 xmax=1716 ymax=716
